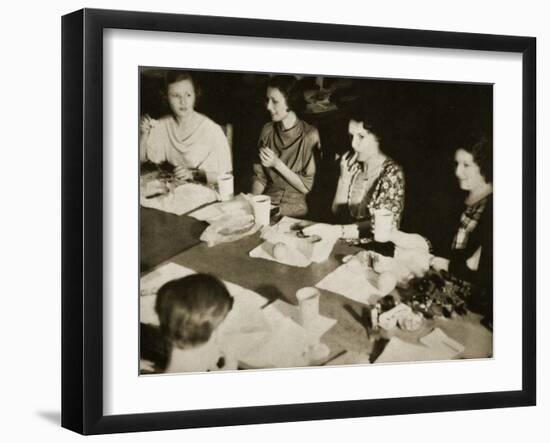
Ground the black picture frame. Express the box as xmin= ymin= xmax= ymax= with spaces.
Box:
xmin=62 ymin=8 xmax=536 ymax=435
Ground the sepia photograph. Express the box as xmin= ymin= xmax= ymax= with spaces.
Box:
xmin=138 ymin=66 xmax=493 ymax=375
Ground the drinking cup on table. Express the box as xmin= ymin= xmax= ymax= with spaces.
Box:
xmin=373 ymin=208 xmax=394 ymax=243
xmin=252 ymin=195 xmax=271 ymax=226
xmin=217 ymin=173 xmax=234 ymax=201
xmin=296 ymin=287 xmax=321 ymax=330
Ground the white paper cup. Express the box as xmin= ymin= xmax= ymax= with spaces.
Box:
xmin=373 ymin=208 xmax=394 ymax=242
xmin=252 ymin=195 xmax=271 ymax=226
xmin=296 ymin=287 xmax=320 ymax=329
xmin=217 ymin=173 xmax=234 ymax=201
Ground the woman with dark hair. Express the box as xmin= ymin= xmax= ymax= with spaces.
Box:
xmin=252 ymin=75 xmax=320 ymax=217
xmin=303 ymin=108 xmax=405 ymax=240
xmin=139 ymin=71 xmax=232 ymax=183
xmin=430 ymin=135 xmax=493 ymax=320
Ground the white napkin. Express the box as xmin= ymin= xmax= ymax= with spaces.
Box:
xmin=140 ymin=182 xmax=218 ymax=215
xmin=419 ymin=327 xmax=465 ymax=355
xmin=237 ymin=301 xmax=336 ymax=369
xmin=315 ymin=254 xmax=382 ymax=305
xmin=189 ymin=193 xmax=253 ymax=223
xmin=249 ymin=216 xmax=337 ymax=267
xmin=375 ymin=336 xmax=459 ymax=363
xmin=249 ymin=241 xmax=311 ymax=267
xmin=375 ymin=328 xmax=465 ymax=364
xmin=269 ymin=299 xmax=337 ymax=343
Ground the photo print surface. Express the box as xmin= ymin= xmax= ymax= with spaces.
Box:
xmin=138 ymin=67 xmax=493 ymax=375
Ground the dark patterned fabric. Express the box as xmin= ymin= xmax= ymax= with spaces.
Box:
xmin=448 ymin=194 xmax=493 ymax=325
xmin=451 ymin=196 xmax=488 ymax=250
xmin=347 ymin=157 xmax=405 ymax=235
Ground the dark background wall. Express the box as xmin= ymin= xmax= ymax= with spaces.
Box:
xmin=140 ymin=68 xmax=492 ymax=256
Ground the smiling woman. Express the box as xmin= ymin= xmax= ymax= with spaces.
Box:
xmin=139 ymin=70 xmax=232 ymax=183
xmin=430 ymin=135 xmax=493 ymax=325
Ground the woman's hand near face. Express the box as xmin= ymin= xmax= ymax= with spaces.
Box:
xmin=259 ymin=147 xmax=281 ymax=169
xmin=257 ymin=146 xmax=311 ymax=195
xmin=331 ymin=151 xmax=357 ymax=215
xmin=339 ymin=151 xmax=359 ymax=182
xmin=139 ymin=114 xmax=156 ymax=162
xmin=140 ymin=114 xmax=155 ymax=137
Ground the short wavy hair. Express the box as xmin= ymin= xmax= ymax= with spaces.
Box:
xmin=155 ymin=274 xmax=233 ymax=349
xmin=458 ymin=134 xmax=493 ymax=183
xmin=349 ymin=103 xmax=391 ymax=147
xmin=163 ymin=70 xmax=201 ymax=104
xmin=267 ymin=75 xmax=305 ymax=114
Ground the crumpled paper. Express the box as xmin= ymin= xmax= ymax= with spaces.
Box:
xmin=249 ymin=217 xmax=338 ymax=267
xmin=189 ymin=193 xmax=254 ymax=223
xmin=315 ymin=252 xmax=381 ymax=304
xmin=199 ymin=213 xmax=261 ymax=247
xmin=140 ymin=182 xmax=218 ymax=215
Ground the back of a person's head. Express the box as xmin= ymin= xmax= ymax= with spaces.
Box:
xmin=155 ymin=274 xmax=233 ymax=349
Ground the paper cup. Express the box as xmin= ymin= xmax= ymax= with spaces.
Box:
xmin=252 ymin=195 xmax=271 ymax=226
xmin=217 ymin=173 xmax=234 ymax=201
xmin=373 ymin=208 xmax=394 ymax=242
xmin=296 ymin=287 xmax=320 ymax=329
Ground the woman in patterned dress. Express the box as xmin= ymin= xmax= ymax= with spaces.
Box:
xmin=303 ymin=111 xmax=405 ymax=240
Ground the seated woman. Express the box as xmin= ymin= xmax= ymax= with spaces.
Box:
xmin=430 ymin=135 xmax=493 ymax=321
xmin=252 ymin=75 xmax=320 ymax=217
xmin=303 ymin=109 xmax=405 ymax=240
xmin=139 ymin=71 xmax=232 ymax=183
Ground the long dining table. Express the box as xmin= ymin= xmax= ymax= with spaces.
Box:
xmin=140 ymin=202 xmax=493 ymax=368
